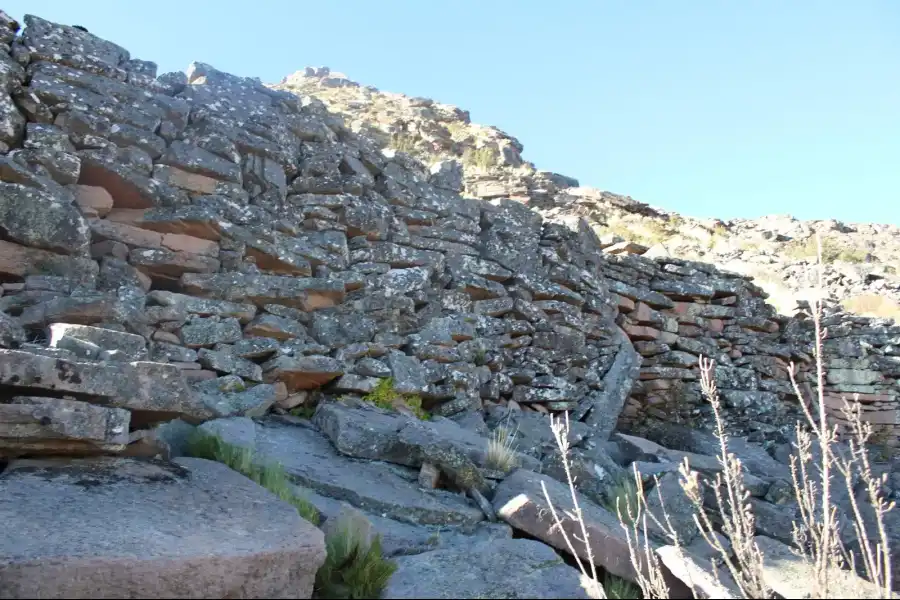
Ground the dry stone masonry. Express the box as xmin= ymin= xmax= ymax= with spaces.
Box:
xmin=1 ymin=12 xmax=899 ymax=599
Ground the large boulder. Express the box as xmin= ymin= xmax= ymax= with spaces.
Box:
xmin=0 ymin=456 xmax=326 ymax=599
xmin=492 ymin=468 xmax=640 ymax=582
xmin=383 ymin=538 xmax=597 ymax=599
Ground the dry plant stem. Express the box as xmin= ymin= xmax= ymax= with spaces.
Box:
xmin=696 ymin=356 xmax=770 ymax=599
xmin=837 ymin=402 xmax=894 ymax=594
xmin=785 ymin=232 xmax=893 ymax=598
xmin=619 ymin=467 xmax=679 ymax=599
xmin=541 ymin=412 xmax=605 ymax=599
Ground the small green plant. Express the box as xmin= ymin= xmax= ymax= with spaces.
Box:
xmin=290 ymin=405 xmax=317 ymax=420
xmin=604 ymin=572 xmax=643 ymax=599
xmin=365 ymin=377 xmax=400 ymax=411
xmin=186 ymin=431 xmax=320 ymax=525
xmin=706 ymin=224 xmax=729 ymax=249
xmin=600 ymin=220 xmax=673 ymax=247
xmin=444 ymin=121 xmax=469 ymax=141
xmin=314 ymin=527 xmax=397 ymax=599
xmin=473 ymin=348 xmax=487 ymax=366
xmin=601 ymin=474 xmax=642 ymax=526
xmin=485 ymin=423 xmax=520 ymax=472
xmin=388 ymin=132 xmax=420 ymax=156
xmin=785 ymin=236 xmax=869 ymax=264
xmin=362 ymin=377 xmax=430 ymax=420
xmin=667 ymin=215 xmax=686 ymax=230
xmin=461 ymin=146 xmax=497 ymax=170
xmin=404 ymin=394 xmax=430 ymax=420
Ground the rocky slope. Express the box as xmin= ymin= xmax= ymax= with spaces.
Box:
xmin=277 ymin=68 xmax=900 ymax=320
xmin=1 ymin=13 xmax=899 ymax=599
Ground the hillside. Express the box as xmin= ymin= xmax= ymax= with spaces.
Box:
xmin=275 ymin=67 xmax=900 ymax=320
xmin=1 ymin=13 xmax=899 ymax=599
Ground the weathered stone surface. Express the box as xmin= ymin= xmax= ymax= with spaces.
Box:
xmin=195 ymin=376 xmax=276 ymax=418
xmin=583 ymin=333 xmax=641 ymax=439
xmin=0 ymin=350 xmax=208 ymax=423
xmin=644 ymin=471 xmax=698 ymax=545
xmin=313 ymin=401 xmax=540 ymax=474
xmin=48 ymin=323 xmax=148 ymax=362
xmin=755 ymin=534 xmax=889 ymax=599
xmin=159 ymin=140 xmax=242 ymax=183
xmin=262 ymin=355 xmax=344 ymax=391
xmin=0 ymin=456 xmax=326 ymax=599
xmin=493 ymin=468 xmax=642 ymax=582
xmin=0 ymin=397 xmax=130 ymax=457
xmin=0 ymin=312 xmax=26 ymax=348
xmin=214 ymin=416 xmax=485 ymax=526
xmin=147 ymin=290 xmax=257 ymax=323
xmin=639 ymin=422 xmax=791 ymax=480
xmin=384 ymin=538 xmax=595 ymax=599
xmin=180 ymin=317 xmax=243 ymax=348
xmin=311 ymin=311 xmax=377 ymax=346
xmin=0 ymin=183 xmax=90 ymax=254
xmin=244 ymin=313 xmax=307 ymax=340
xmin=0 ymin=240 xmax=97 ymax=282
xmin=182 ymin=272 xmax=345 ymax=310
xmin=197 ymin=348 xmax=263 ymax=381
xmin=656 ymin=545 xmax=740 ymax=599
xmin=386 ymin=351 xmax=428 ymax=395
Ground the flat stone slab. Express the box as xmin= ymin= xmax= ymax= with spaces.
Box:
xmin=213 ymin=416 xmax=484 ymax=526
xmin=492 ymin=468 xmax=641 ymax=583
xmin=0 ymin=396 xmax=130 ymax=457
xmin=313 ymin=401 xmax=540 ymax=472
xmin=305 ymin=489 xmax=511 ymax=558
xmin=383 ymin=537 xmax=594 ymax=599
xmin=0 ymin=350 xmax=209 ymax=424
xmin=0 ymin=456 xmax=326 ymax=599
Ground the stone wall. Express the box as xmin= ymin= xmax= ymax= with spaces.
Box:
xmin=0 ymin=14 xmax=639 ymax=456
xmin=0 ymin=13 xmax=897 ymax=462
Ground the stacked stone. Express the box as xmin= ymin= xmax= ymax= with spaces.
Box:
xmin=0 ymin=13 xmax=896 ymax=463
xmin=0 ymin=14 xmax=638 ymax=459
xmin=579 ymin=250 xmax=799 ymax=443
xmin=813 ymin=311 xmax=900 ymax=443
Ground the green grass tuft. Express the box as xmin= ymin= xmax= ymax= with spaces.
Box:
xmin=601 ymin=474 xmax=642 ymax=526
xmin=363 ymin=377 xmax=430 ymax=420
xmin=403 ymin=394 xmax=430 ymax=421
xmin=784 ymin=235 xmax=869 ymax=264
xmin=290 ymin=405 xmax=317 ymax=420
xmin=315 ymin=530 xmax=397 ymax=599
xmin=388 ymin=132 xmax=421 ymax=156
xmin=604 ymin=573 xmax=643 ymax=599
xmin=461 ymin=146 xmax=497 ymax=170
xmin=186 ymin=431 xmax=320 ymax=525
xmin=485 ymin=424 xmax=520 ymax=472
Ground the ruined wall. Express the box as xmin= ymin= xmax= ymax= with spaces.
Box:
xmin=586 ymin=245 xmax=900 ymax=448
xmin=0 ymin=14 xmax=897 ymax=460
xmin=0 ymin=15 xmax=637 ymax=457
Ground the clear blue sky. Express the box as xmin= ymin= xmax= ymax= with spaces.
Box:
xmin=8 ymin=1 xmax=900 ymax=225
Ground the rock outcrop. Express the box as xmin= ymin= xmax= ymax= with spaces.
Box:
xmin=0 ymin=456 xmax=326 ymax=599
xmin=0 ymin=12 xmax=898 ymax=599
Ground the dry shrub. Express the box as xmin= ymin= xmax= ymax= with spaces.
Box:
xmin=842 ymin=294 xmax=900 ymax=322
xmin=486 ymin=422 xmax=520 ymax=472
xmin=544 ymin=233 xmax=895 ymax=599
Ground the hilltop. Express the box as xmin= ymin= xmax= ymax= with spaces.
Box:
xmin=275 ymin=67 xmax=900 ymax=320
